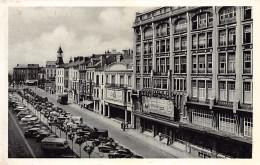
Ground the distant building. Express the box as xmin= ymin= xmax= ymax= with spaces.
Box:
xmin=13 ymin=64 xmax=40 ymax=85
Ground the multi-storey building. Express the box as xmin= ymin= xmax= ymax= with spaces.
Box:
xmin=55 ymin=47 xmax=65 ymax=95
xmin=13 ymin=64 xmax=40 ymax=85
xmin=132 ymin=6 xmax=252 ymax=158
xmin=45 ymin=61 xmax=56 ymax=93
xmin=38 ymin=67 xmax=46 ymax=89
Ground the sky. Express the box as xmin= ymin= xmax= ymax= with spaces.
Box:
xmin=8 ymin=7 xmax=153 ymax=73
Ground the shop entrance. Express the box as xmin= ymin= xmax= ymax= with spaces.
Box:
xmin=110 ymin=106 xmax=125 ymax=122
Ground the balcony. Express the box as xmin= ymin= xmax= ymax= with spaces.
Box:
xmin=189 ymin=97 xmax=210 ymax=104
xmin=240 ymin=103 xmax=253 ymax=110
xmin=216 ymin=100 xmax=233 ymax=108
xmin=105 ymin=83 xmax=128 ymax=89
xmin=153 ymin=71 xmax=168 ymax=76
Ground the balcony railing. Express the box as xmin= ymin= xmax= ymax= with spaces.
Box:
xmin=216 ymin=100 xmax=233 ymax=107
xmin=240 ymin=103 xmax=253 ymax=110
xmin=189 ymin=97 xmax=210 ymax=104
xmin=105 ymin=83 xmax=128 ymax=89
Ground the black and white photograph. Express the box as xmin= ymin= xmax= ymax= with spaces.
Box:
xmin=1 ymin=1 xmax=260 ymax=164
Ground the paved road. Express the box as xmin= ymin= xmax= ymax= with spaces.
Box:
xmin=31 ymin=88 xmax=177 ymax=158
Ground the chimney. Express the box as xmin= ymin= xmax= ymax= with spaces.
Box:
xmin=116 ymin=54 xmax=122 ymax=62
xmin=100 ymin=55 xmax=106 ymax=67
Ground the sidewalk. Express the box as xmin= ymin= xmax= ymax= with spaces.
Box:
xmin=69 ymin=103 xmax=195 ymax=158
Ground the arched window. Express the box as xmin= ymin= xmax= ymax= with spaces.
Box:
xmin=219 ymin=7 xmax=236 ymax=24
xmin=156 ymin=23 xmax=169 ymax=37
xmin=192 ymin=12 xmax=213 ymax=30
xmin=174 ymin=18 xmax=187 ymax=33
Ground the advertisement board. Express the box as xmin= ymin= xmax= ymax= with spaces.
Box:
xmin=106 ymin=89 xmax=123 ymax=102
xmin=142 ymin=96 xmax=174 ymax=117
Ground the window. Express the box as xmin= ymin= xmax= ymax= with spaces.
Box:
xmin=228 ymin=82 xmax=235 ymax=102
xmin=198 ymin=80 xmax=206 ymax=99
xmin=244 ymin=117 xmax=253 ymax=137
xmin=128 ymin=92 xmax=131 ymax=103
xmin=166 ymin=39 xmax=170 ymax=52
xmin=192 ymin=56 xmax=197 ymax=73
xmin=111 ymin=75 xmax=115 ymax=84
xmin=208 ymin=12 xmax=213 ymax=27
xmin=174 ymin=38 xmax=180 ymax=51
xmin=192 ymin=35 xmax=197 ymax=49
xmin=198 ymin=55 xmax=205 ymax=73
xmin=207 ymin=32 xmax=212 ymax=48
xmin=162 ymin=79 xmax=167 ymax=89
xmin=174 ymin=57 xmax=180 ymax=73
xmin=244 ymin=51 xmax=252 ymax=74
xmin=156 ymin=58 xmax=160 ymax=72
xmin=96 ymin=75 xmax=99 ymax=86
xmin=219 ymin=30 xmax=226 ymax=46
xmin=244 ymin=82 xmax=252 ymax=104
xmin=148 ymin=42 xmax=153 ymax=54
xmin=161 ymin=40 xmax=166 ymax=53
xmin=192 ymin=80 xmax=197 ymax=97
xmin=228 ymin=28 xmax=236 ymax=45
xmin=144 ymin=27 xmax=153 ymax=39
xmin=128 ymin=76 xmax=132 ymax=86
xmin=219 ymin=114 xmax=236 ymax=134
xmin=136 ymin=60 xmax=140 ymax=73
xmin=143 ymin=78 xmax=151 ymax=88
xmin=198 ymin=13 xmax=207 ymax=29
xmin=144 ymin=43 xmax=148 ymax=54
xmin=219 ymin=7 xmax=236 ymax=24
xmin=198 ymin=33 xmax=206 ymax=48
xmin=156 ymin=41 xmax=160 ymax=53
xmin=181 ymin=56 xmax=186 ymax=73
xmin=154 ymin=79 xmax=162 ymax=89
xmin=160 ymin=58 xmax=166 ymax=73
xmin=106 ymin=75 xmax=109 ymax=83
xmin=175 ymin=19 xmax=187 ymax=33
xmin=244 ymin=25 xmax=252 ymax=44
xmin=244 ymin=6 xmax=252 ymax=20
xmin=207 ymin=54 xmax=212 ymax=73
xmin=166 ymin=58 xmax=170 ymax=73
xmin=102 ymin=75 xmax=104 ymax=84
xmin=228 ymin=53 xmax=236 ymax=73
xmin=174 ymin=78 xmax=186 ymax=91
xmin=148 ymin=59 xmax=152 ymax=73
xmin=144 ymin=59 xmax=148 ymax=73
xmin=207 ymin=81 xmax=212 ymax=99
xmin=136 ymin=78 xmax=140 ymax=90
xmin=192 ymin=109 xmax=212 ymax=128
xmin=219 ymin=81 xmax=227 ymax=101
xmin=181 ymin=37 xmax=187 ymax=50
xmin=120 ymin=75 xmax=124 ymax=86
xmin=136 ymin=45 xmax=141 ymax=55
xmin=219 ymin=53 xmax=226 ymax=73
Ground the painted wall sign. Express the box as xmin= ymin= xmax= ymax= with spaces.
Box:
xmin=142 ymin=96 xmax=174 ymax=117
xmin=106 ymin=89 xmax=123 ymax=102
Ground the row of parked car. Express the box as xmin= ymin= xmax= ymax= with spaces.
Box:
xmin=13 ymin=88 xmax=143 ymax=158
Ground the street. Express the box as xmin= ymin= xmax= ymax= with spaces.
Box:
xmin=30 ymin=87 xmax=191 ymax=158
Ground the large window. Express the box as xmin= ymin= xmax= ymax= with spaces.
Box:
xmin=144 ymin=27 xmax=153 ymax=39
xmin=154 ymin=79 xmax=167 ymax=89
xmin=243 ymin=25 xmax=252 ymax=44
xmin=198 ymin=55 xmax=205 ymax=73
xmin=156 ymin=23 xmax=169 ymax=37
xmin=219 ymin=53 xmax=226 ymax=73
xmin=198 ymin=80 xmax=206 ymax=99
xmin=192 ymin=35 xmax=197 ymax=49
xmin=244 ymin=117 xmax=253 ymax=137
xmin=207 ymin=32 xmax=212 ymax=48
xmin=192 ymin=80 xmax=197 ymax=97
xmin=244 ymin=82 xmax=252 ymax=104
xmin=219 ymin=7 xmax=236 ymax=24
xmin=111 ymin=75 xmax=115 ymax=84
xmin=192 ymin=12 xmax=213 ymax=30
xmin=174 ymin=38 xmax=180 ymax=51
xmin=244 ymin=51 xmax=252 ymax=74
xmin=175 ymin=19 xmax=187 ymax=33
xmin=143 ymin=77 xmax=151 ymax=88
xmin=180 ymin=56 xmax=186 ymax=73
xmin=136 ymin=60 xmax=140 ymax=73
xmin=192 ymin=109 xmax=212 ymax=128
xmin=120 ymin=75 xmax=124 ymax=86
xmin=207 ymin=81 xmax=212 ymax=99
xmin=181 ymin=37 xmax=187 ymax=50
xmin=174 ymin=57 xmax=180 ymax=73
xmin=198 ymin=33 xmax=206 ymax=48
xmin=219 ymin=114 xmax=236 ymax=134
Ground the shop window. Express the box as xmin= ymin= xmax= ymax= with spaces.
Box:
xmin=192 ymin=109 xmax=212 ymax=128
xmin=219 ymin=113 xmax=236 ymax=134
xmin=244 ymin=117 xmax=253 ymax=137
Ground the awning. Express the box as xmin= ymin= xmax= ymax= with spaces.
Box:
xmin=81 ymin=100 xmax=93 ymax=105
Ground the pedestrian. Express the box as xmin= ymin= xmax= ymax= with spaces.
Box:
xmin=125 ymin=121 xmax=128 ymax=129
xmin=121 ymin=122 xmax=123 ymax=129
xmin=123 ymin=123 xmax=125 ymax=131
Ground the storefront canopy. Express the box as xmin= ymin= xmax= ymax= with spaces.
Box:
xmin=81 ymin=100 xmax=93 ymax=105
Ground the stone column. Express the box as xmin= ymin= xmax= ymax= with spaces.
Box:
xmin=212 ymin=7 xmax=218 ymax=101
xmin=140 ymin=26 xmax=144 ymax=89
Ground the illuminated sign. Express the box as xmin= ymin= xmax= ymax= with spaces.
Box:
xmin=106 ymin=89 xmax=123 ymax=102
xmin=142 ymin=96 xmax=174 ymax=117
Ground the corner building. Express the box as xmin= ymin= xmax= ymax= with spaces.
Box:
xmin=132 ymin=6 xmax=252 ymax=158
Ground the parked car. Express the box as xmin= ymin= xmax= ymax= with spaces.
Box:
xmin=17 ymin=110 xmax=31 ymax=120
xmin=21 ymin=115 xmax=36 ymax=123
xmin=41 ymin=138 xmax=69 ymax=154
xmin=35 ymin=130 xmax=51 ymax=142
xmin=108 ymin=148 xmax=133 ymax=158
xmin=24 ymin=128 xmax=40 ymax=138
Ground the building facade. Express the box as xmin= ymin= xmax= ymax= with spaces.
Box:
xmin=13 ymin=64 xmax=40 ymax=85
xmin=132 ymin=6 xmax=252 ymax=158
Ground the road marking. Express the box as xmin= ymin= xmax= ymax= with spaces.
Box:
xmin=8 ymin=110 xmax=36 ymax=158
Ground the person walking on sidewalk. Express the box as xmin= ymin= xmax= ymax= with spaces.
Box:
xmin=123 ymin=123 xmax=126 ymax=131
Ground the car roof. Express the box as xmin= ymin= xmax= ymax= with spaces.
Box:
xmin=42 ymin=138 xmax=67 ymax=143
